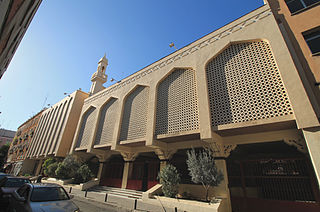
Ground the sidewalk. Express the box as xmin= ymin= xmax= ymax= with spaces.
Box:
xmin=62 ymin=184 xmax=221 ymax=212
xmin=62 ymin=185 xmax=187 ymax=212
xmin=39 ymin=178 xmax=221 ymax=212
xmin=72 ymin=195 xmax=131 ymax=212
xmin=63 ymin=186 xmax=137 ymax=211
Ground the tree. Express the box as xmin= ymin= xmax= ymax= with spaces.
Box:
xmin=55 ymin=155 xmax=81 ymax=179
xmin=0 ymin=144 xmax=10 ymax=171
xmin=46 ymin=162 xmax=59 ymax=177
xmin=74 ymin=164 xmax=94 ymax=183
xmin=186 ymin=148 xmax=224 ymax=202
xmin=158 ymin=164 xmax=181 ymax=198
xmin=55 ymin=162 xmax=69 ymax=179
xmin=60 ymin=155 xmax=81 ymax=177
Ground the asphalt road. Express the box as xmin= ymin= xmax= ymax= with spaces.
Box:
xmin=72 ymin=195 xmax=130 ymax=212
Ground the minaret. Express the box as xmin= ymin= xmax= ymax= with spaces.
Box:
xmin=89 ymin=54 xmax=108 ymax=95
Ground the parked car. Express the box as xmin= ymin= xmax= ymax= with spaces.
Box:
xmin=0 ymin=173 xmax=10 ymax=180
xmin=9 ymin=183 xmax=79 ymax=212
xmin=0 ymin=176 xmax=30 ymax=210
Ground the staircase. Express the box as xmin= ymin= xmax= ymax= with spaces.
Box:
xmin=88 ymin=186 xmax=143 ymax=199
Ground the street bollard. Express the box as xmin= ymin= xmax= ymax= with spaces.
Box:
xmin=85 ymin=190 xmax=88 ymax=197
xmin=134 ymin=199 xmax=137 ymax=210
xmin=175 ymin=207 xmax=177 ymax=212
xmin=104 ymin=193 xmax=108 ymax=202
xmin=69 ymin=187 xmax=72 ymax=193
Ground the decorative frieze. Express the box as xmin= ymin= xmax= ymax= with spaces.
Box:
xmin=211 ymin=142 xmax=237 ymax=158
xmin=84 ymin=8 xmax=272 ymax=105
xmin=154 ymin=149 xmax=177 ymax=161
xmin=120 ymin=152 xmax=139 ymax=162
xmin=284 ymin=137 xmax=308 ymax=154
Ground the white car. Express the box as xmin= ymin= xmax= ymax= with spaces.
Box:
xmin=9 ymin=183 xmax=79 ymax=212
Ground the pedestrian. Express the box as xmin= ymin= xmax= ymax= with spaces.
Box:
xmin=36 ymin=174 xmax=43 ymax=183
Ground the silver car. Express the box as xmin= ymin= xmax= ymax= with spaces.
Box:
xmin=9 ymin=183 xmax=79 ymax=212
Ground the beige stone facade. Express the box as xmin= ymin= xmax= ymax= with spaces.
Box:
xmin=69 ymin=4 xmax=320 ymax=212
xmin=6 ymin=2 xmax=317 ymax=212
xmin=25 ymin=90 xmax=88 ymax=175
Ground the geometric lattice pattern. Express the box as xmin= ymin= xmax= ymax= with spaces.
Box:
xmin=120 ymin=86 xmax=149 ymax=141
xmin=76 ymin=107 xmax=97 ymax=148
xmin=156 ymin=69 xmax=200 ymax=135
xmin=94 ymin=98 xmax=118 ymax=146
xmin=206 ymin=41 xmax=294 ymax=126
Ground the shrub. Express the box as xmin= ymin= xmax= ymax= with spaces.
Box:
xmin=55 ymin=162 xmax=69 ymax=179
xmin=61 ymin=155 xmax=81 ymax=178
xmin=0 ymin=144 xmax=10 ymax=170
xmin=54 ymin=155 xmax=81 ymax=179
xmin=158 ymin=164 xmax=181 ymax=198
xmin=45 ymin=162 xmax=59 ymax=177
xmin=42 ymin=158 xmax=56 ymax=176
xmin=74 ymin=164 xmax=94 ymax=183
xmin=186 ymin=148 xmax=224 ymax=202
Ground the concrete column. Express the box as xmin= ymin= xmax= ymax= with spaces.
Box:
xmin=121 ymin=161 xmax=133 ymax=189
xmin=35 ymin=159 xmax=43 ymax=176
xmin=303 ymin=127 xmax=320 ymax=188
xmin=215 ymin=159 xmax=232 ymax=212
xmin=154 ymin=148 xmax=176 ymax=170
xmin=160 ymin=160 xmax=168 ymax=170
xmin=97 ymin=162 xmax=105 ymax=183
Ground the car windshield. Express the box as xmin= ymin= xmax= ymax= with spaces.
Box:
xmin=4 ymin=178 xmax=30 ymax=187
xmin=0 ymin=174 xmax=9 ymax=180
xmin=30 ymin=187 xmax=69 ymax=202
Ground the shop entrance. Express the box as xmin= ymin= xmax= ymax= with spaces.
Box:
xmin=227 ymin=141 xmax=320 ymax=212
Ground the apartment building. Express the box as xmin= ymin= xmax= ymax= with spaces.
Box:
xmin=6 ymin=109 xmax=43 ymax=175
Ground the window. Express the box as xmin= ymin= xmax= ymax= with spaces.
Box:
xmin=3 ymin=178 xmax=30 ymax=187
xmin=285 ymin=0 xmax=320 ymax=13
xmin=30 ymin=187 xmax=69 ymax=202
xmin=303 ymin=27 xmax=320 ymax=55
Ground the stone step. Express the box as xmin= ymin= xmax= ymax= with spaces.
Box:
xmin=89 ymin=186 xmax=143 ymax=199
xmin=109 ymin=190 xmax=142 ymax=198
xmin=108 ymin=192 xmax=141 ymax=199
xmin=90 ymin=186 xmax=142 ymax=194
xmin=96 ymin=186 xmax=142 ymax=193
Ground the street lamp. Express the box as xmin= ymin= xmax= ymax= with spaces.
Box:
xmin=169 ymin=42 xmax=178 ymax=51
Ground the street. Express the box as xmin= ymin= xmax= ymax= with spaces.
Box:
xmin=72 ymin=196 xmax=131 ymax=212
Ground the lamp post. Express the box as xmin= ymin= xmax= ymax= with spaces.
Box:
xmin=169 ymin=42 xmax=178 ymax=51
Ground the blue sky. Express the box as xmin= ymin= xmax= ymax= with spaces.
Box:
xmin=0 ymin=0 xmax=264 ymax=131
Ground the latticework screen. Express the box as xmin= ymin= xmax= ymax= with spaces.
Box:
xmin=206 ymin=41 xmax=294 ymax=126
xmin=76 ymin=107 xmax=97 ymax=148
xmin=94 ymin=98 xmax=118 ymax=146
xmin=156 ymin=69 xmax=200 ymax=135
xmin=120 ymin=86 xmax=149 ymax=141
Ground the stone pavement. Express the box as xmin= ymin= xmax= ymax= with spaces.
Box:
xmin=72 ymin=195 xmax=130 ymax=212
xmin=63 ymin=185 xmax=187 ymax=212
